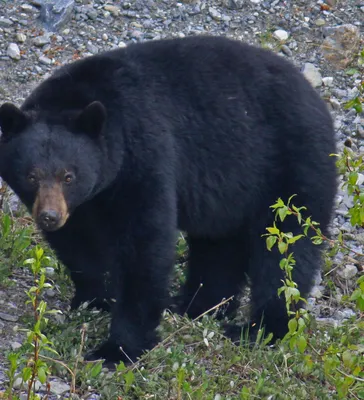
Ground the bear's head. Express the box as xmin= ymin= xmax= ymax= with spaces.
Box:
xmin=0 ymin=101 xmax=107 ymax=232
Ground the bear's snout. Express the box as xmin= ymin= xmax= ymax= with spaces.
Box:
xmin=32 ymin=183 xmax=70 ymax=231
xmin=38 ymin=209 xmax=61 ymax=231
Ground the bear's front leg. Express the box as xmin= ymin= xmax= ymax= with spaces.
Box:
xmin=85 ymin=183 xmax=177 ymax=366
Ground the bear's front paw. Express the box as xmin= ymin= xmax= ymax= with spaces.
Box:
xmin=84 ymin=341 xmax=127 ymax=369
xmin=224 ymin=322 xmax=273 ymax=347
xmin=71 ymin=295 xmax=112 ymax=312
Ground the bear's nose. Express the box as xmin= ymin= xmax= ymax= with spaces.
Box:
xmin=38 ymin=210 xmax=61 ymax=231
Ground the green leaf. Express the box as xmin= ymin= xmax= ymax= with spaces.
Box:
xmin=240 ymin=386 xmax=250 ymax=399
xmin=278 ymin=241 xmax=288 ymax=254
xmin=278 ymin=206 xmax=288 ymax=222
xmin=116 ymin=361 xmax=126 ymax=372
xmin=342 ymin=350 xmax=354 ymax=369
xmin=349 ymin=172 xmax=358 ymax=186
xmin=38 ymin=367 xmax=47 ymax=384
xmin=266 ymin=226 xmax=280 ymax=235
xmin=266 ymin=236 xmax=277 ymax=251
xmin=296 ymin=335 xmax=307 ymax=353
xmin=90 ymin=362 xmax=103 ymax=378
xmin=288 ymin=318 xmax=297 ymax=334
xmin=287 ymin=234 xmax=304 ymax=244
xmin=124 ymin=369 xmax=135 ymax=393
xmin=345 ymin=68 xmax=359 ymax=75
xmin=22 ymin=367 xmax=32 ymax=382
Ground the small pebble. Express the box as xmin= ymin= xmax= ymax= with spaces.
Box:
xmin=7 ymin=43 xmax=21 ymax=60
xmin=39 ymin=55 xmax=52 ymax=65
xmin=16 ymin=33 xmax=26 ymax=43
xmin=273 ymin=29 xmax=289 ymax=41
xmin=338 ymin=264 xmax=358 ymax=279
xmin=0 ymin=311 xmax=18 ymax=322
xmin=302 ymin=63 xmax=322 ymax=88
xmin=322 ymin=77 xmax=334 ymax=87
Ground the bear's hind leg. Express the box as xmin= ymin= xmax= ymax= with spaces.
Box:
xmin=179 ymin=234 xmax=249 ymax=320
xmin=227 ymin=224 xmax=322 ymax=345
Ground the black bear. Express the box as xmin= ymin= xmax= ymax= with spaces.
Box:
xmin=0 ymin=35 xmax=337 ymax=365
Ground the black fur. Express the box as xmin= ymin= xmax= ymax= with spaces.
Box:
xmin=0 ymin=35 xmax=337 ymax=364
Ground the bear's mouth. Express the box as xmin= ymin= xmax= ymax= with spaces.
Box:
xmin=32 ymin=183 xmax=70 ymax=232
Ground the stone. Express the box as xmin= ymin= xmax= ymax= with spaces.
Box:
xmin=315 ymin=317 xmax=339 ymax=328
xmin=281 ymin=45 xmax=292 ymax=57
xmin=338 ymin=264 xmax=358 ymax=279
xmin=46 ymin=289 xmax=56 ymax=297
xmin=334 ymin=308 xmax=356 ymax=321
xmin=321 ymin=24 xmax=361 ymax=69
xmin=356 ymin=173 xmax=364 ymax=186
xmin=273 ymin=29 xmax=289 ymax=41
xmin=39 ymin=55 xmax=52 ymax=65
xmin=310 ymin=286 xmax=324 ymax=299
xmin=0 ymin=311 xmax=18 ymax=322
xmin=45 ymin=267 xmax=55 ymax=276
xmin=301 ymin=63 xmax=322 ymax=88
xmin=7 ymin=43 xmax=21 ymax=60
xmin=104 ymin=5 xmax=120 ymax=16
xmin=16 ymin=33 xmax=27 ymax=43
xmin=341 ymin=308 xmax=356 ymax=319
xmin=30 ymin=0 xmax=75 ymax=31
xmin=86 ymin=42 xmax=99 ymax=54
xmin=221 ymin=0 xmax=244 ymax=9
xmin=322 ymin=77 xmax=334 ymax=87
xmin=315 ymin=18 xmax=326 ymax=26
xmin=209 ymin=7 xmax=222 ymax=21
xmin=33 ymin=34 xmax=51 ymax=47
xmin=0 ymin=17 xmax=13 ymax=27
xmin=13 ymin=378 xmax=41 ymax=391
xmin=49 ymin=379 xmax=71 ymax=395
xmin=11 ymin=341 xmax=22 ymax=350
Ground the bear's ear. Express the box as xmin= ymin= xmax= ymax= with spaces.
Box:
xmin=75 ymin=101 xmax=107 ymax=138
xmin=0 ymin=103 xmax=28 ymax=140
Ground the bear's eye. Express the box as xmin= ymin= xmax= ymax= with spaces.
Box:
xmin=64 ymin=172 xmax=74 ymax=184
xmin=27 ymin=174 xmax=37 ymax=185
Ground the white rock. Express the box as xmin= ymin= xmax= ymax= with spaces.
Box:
xmin=273 ymin=29 xmax=289 ymax=41
xmin=316 ymin=317 xmax=339 ymax=328
xmin=118 ymin=41 xmax=126 ymax=48
xmin=209 ymin=7 xmax=222 ymax=21
xmin=310 ymin=286 xmax=323 ymax=299
xmin=39 ymin=55 xmax=52 ymax=65
xmin=11 ymin=341 xmax=22 ymax=350
xmin=7 ymin=43 xmax=21 ymax=60
xmin=341 ymin=308 xmax=356 ymax=319
xmin=322 ymin=77 xmax=334 ymax=87
xmin=356 ymin=173 xmax=364 ymax=186
xmin=104 ymin=5 xmax=120 ymax=16
xmin=16 ymin=33 xmax=27 ymax=43
xmin=33 ymin=34 xmax=51 ymax=47
xmin=49 ymin=380 xmax=70 ymax=395
xmin=46 ymin=289 xmax=56 ymax=298
xmin=338 ymin=264 xmax=358 ymax=279
xmin=302 ymin=63 xmax=322 ymax=88
xmin=334 ymin=308 xmax=356 ymax=321
xmin=45 ymin=267 xmax=55 ymax=276
xmin=13 ymin=378 xmax=24 ymax=390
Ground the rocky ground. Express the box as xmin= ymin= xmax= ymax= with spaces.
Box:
xmin=0 ymin=0 xmax=364 ymax=398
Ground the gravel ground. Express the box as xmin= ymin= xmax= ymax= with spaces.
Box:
xmin=0 ymin=0 xmax=363 ymax=397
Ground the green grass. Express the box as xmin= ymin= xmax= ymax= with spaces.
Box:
xmin=0 ymin=187 xmax=363 ymax=400
xmin=11 ymin=306 xmax=363 ymax=399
